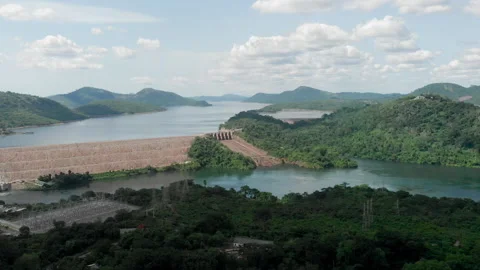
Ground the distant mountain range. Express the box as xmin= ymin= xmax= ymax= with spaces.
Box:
xmin=245 ymin=86 xmax=403 ymax=104
xmin=410 ymin=83 xmax=480 ymax=104
xmin=3 ymin=82 xmax=479 ymax=129
xmin=191 ymin=94 xmax=248 ymax=102
xmin=49 ymin=87 xmax=211 ymax=109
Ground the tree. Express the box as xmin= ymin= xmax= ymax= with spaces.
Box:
xmin=13 ymin=254 xmax=41 ymax=270
xmin=18 ymin=226 xmax=30 ymax=238
xmin=403 ymin=260 xmax=451 ymax=270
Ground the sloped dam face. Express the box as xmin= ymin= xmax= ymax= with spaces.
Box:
xmin=0 ymin=136 xmax=196 ymax=184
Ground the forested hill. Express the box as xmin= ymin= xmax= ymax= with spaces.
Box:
xmin=130 ymin=88 xmax=210 ymax=107
xmin=411 ymin=83 xmax=480 ymax=104
xmin=245 ymin=86 xmax=402 ymax=104
xmin=49 ymin=87 xmax=211 ymax=108
xmin=225 ymin=95 xmax=480 ymax=168
xmin=48 ymin=87 xmax=119 ymax=108
xmin=75 ymin=100 xmax=166 ymax=117
xmin=0 ymin=91 xmax=87 ymax=129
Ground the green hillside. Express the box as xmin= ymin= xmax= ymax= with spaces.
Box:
xmin=258 ymin=99 xmax=376 ymax=113
xmin=225 ymin=95 xmax=480 ymax=168
xmin=246 ymin=86 xmax=402 ymax=104
xmin=49 ymin=87 xmax=211 ymax=108
xmin=130 ymin=88 xmax=211 ymax=107
xmin=0 ymin=91 xmax=87 ymax=129
xmin=49 ymin=87 xmax=119 ymax=108
xmin=76 ymin=100 xmax=166 ymax=117
xmin=411 ymin=83 xmax=480 ymax=104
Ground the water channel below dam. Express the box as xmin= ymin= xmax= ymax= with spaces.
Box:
xmin=2 ymin=159 xmax=480 ymax=204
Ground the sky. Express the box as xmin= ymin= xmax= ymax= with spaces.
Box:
xmin=1 ymin=0 xmax=480 ymax=97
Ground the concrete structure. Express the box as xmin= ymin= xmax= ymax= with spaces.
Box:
xmin=209 ymin=131 xmax=234 ymax=141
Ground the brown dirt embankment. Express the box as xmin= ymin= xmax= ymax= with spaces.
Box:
xmin=0 ymin=136 xmax=195 ymax=185
xmin=221 ymin=137 xmax=282 ymax=167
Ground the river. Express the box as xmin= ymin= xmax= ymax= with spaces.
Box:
xmin=2 ymin=160 xmax=480 ymax=204
xmin=1 ymin=102 xmax=479 ymax=204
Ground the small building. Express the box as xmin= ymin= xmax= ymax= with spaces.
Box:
xmin=232 ymin=237 xmax=274 ymax=248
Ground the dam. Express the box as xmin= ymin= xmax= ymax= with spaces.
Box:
xmin=0 ymin=131 xmax=279 ymax=186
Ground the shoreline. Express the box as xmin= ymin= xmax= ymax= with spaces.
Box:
xmin=10 ymin=110 xmax=168 ymax=132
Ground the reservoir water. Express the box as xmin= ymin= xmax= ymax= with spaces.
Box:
xmin=1 ymin=102 xmax=480 ymax=204
xmin=0 ymin=102 xmax=268 ymax=148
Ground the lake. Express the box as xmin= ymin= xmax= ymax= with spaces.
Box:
xmin=2 ymin=160 xmax=480 ymax=204
xmin=1 ymin=102 xmax=480 ymax=204
xmin=0 ymin=102 xmax=267 ymax=148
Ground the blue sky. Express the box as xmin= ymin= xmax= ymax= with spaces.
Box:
xmin=1 ymin=0 xmax=480 ymax=97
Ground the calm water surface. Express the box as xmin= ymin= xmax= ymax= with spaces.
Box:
xmin=2 ymin=160 xmax=480 ymax=204
xmin=0 ymin=102 xmax=267 ymax=148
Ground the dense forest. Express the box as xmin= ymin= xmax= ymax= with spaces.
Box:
xmin=224 ymin=95 xmax=480 ymax=168
xmin=49 ymin=87 xmax=211 ymax=109
xmin=0 ymin=91 xmax=87 ymax=129
xmin=188 ymin=137 xmax=256 ymax=170
xmin=76 ymin=100 xmax=165 ymax=117
xmin=1 ymin=183 xmax=480 ymax=269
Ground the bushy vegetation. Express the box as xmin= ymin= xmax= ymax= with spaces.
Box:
xmin=76 ymin=100 xmax=165 ymax=117
xmin=188 ymin=137 xmax=256 ymax=170
xmin=224 ymin=95 xmax=480 ymax=168
xmin=2 ymin=184 xmax=480 ymax=269
xmin=0 ymin=91 xmax=86 ymax=129
xmin=37 ymin=171 xmax=93 ymax=190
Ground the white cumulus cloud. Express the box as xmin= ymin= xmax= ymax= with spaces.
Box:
xmin=465 ymin=0 xmax=480 ymax=15
xmin=433 ymin=48 xmax=480 ymax=80
xmin=0 ymin=2 xmax=159 ymax=23
xmin=91 ymin=28 xmax=103 ymax=35
xmin=353 ymin=16 xmax=410 ymax=39
xmin=386 ymin=50 xmax=435 ymax=64
xmin=137 ymin=38 xmax=160 ymax=50
xmin=395 ymin=0 xmax=450 ymax=14
xmin=210 ymin=22 xmax=374 ymax=87
xmin=252 ymin=0 xmax=334 ymax=13
xmin=375 ymin=37 xmax=418 ymax=52
xmin=18 ymin=35 xmax=105 ymax=70
xmin=112 ymin=47 xmax=136 ymax=59
xmin=0 ymin=4 xmax=55 ymax=21
xmin=131 ymin=76 xmax=154 ymax=85
xmin=344 ymin=0 xmax=390 ymax=11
